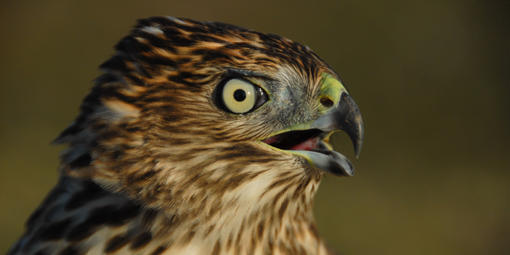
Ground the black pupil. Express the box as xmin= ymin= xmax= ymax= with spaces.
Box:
xmin=233 ymin=89 xmax=246 ymax=102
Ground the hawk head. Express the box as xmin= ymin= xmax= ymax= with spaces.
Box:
xmin=55 ymin=16 xmax=363 ymax=236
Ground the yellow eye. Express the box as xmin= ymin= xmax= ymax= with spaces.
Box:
xmin=220 ymin=78 xmax=268 ymax=114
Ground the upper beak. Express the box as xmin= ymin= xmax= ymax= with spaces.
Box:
xmin=311 ymin=92 xmax=364 ymax=158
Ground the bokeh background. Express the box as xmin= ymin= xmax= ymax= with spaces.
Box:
xmin=1 ymin=0 xmax=509 ymax=254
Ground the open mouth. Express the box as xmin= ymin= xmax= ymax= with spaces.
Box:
xmin=262 ymin=129 xmax=324 ymax=151
xmin=262 ymin=129 xmax=354 ymax=176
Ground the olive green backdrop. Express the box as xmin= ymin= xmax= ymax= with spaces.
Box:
xmin=1 ymin=0 xmax=509 ymax=254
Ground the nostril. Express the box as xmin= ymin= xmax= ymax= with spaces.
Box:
xmin=320 ymin=97 xmax=334 ymax=108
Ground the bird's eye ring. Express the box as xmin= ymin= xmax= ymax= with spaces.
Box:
xmin=217 ymin=78 xmax=268 ymax=114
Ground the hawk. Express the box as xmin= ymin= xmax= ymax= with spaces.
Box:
xmin=9 ymin=17 xmax=363 ymax=255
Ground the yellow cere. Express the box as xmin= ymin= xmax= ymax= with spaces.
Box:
xmin=319 ymin=73 xmax=348 ymax=112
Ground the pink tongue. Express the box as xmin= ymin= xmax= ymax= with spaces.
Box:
xmin=291 ymin=137 xmax=319 ymax=150
xmin=263 ymin=136 xmax=279 ymax=144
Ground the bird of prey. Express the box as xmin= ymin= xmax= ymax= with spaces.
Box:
xmin=9 ymin=16 xmax=363 ymax=255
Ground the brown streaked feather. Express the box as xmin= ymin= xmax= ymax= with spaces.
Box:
xmin=9 ymin=16 xmax=340 ymax=255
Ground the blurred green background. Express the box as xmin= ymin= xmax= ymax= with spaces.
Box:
xmin=1 ymin=0 xmax=509 ymax=254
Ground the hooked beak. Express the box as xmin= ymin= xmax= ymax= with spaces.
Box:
xmin=311 ymin=92 xmax=364 ymax=158
xmin=306 ymin=92 xmax=364 ymax=176
xmin=261 ymin=74 xmax=364 ymax=176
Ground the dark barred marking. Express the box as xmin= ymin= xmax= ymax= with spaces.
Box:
xmin=36 ymin=218 xmax=72 ymax=241
xmin=58 ymin=246 xmax=81 ymax=255
xmin=204 ymin=224 xmax=215 ymax=237
xmin=102 ymin=203 xmax=141 ymax=226
xmin=130 ymin=232 xmax=152 ymax=250
xmin=66 ymin=221 xmax=98 ymax=242
xmin=105 ymin=234 xmax=130 ymax=253
xmin=218 ymin=172 xmax=251 ymax=191
xmin=141 ymin=94 xmax=176 ymax=104
xmin=226 ymin=233 xmax=233 ymax=250
xmin=212 ymin=239 xmax=221 ymax=255
xmin=127 ymin=170 xmax=157 ymax=185
xmin=125 ymin=73 xmax=146 ymax=86
xmin=235 ymin=221 xmax=244 ymax=246
xmin=141 ymin=209 xmax=158 ymax=228
xmin=132 ymin=31 xmax=177 ymax=53
xmin=115 ymin=36 xmax=152 ymax=54
xmin=68 ymin=153 xmax=92 ymax=169
xmin=207 ymin=201 xmax=221 ymax=218
xmin=215 ymin=146 xmax=273 ymax=161
xmin=167 ymin=75 xmax=202 ymax=88
xmin=176 ymin=57 xmax=192 ymax=64
xmin=224 ymin=42 xmax=262 ymax=51
xmin=255 ymin=57 xmax=275 ymax=62
xmin=95 ymin=73 xmax=119 ymax=84
xmin=257 ymin=220 xmax=264 ymax=240
xmin=65 ymin=181 xmax=107 ymax=210
xmin=137 ymin=55 xmax=177 ymax=68
xmin=66 ymin=203 xmax=141 ymax=241
xmin=86 ymin=83 xmax=139 ymax=104
xmin=272 ymin=187 xmax=288 ymax=206
xmin=166 ymin=35 xmax=196 ymax=47
xmin=308 ymin=223 xmax=320 ymax=239
xmin=150 ymin=245 xmax=167 ymax=255
xmin=172 ymin=22 xmax=210 ymax=34
xmin=189 ymin=33 xmax=227 ymax=43
xmin=99 ymin=55 xmax=130 ymax=73
xmin=160 ymin=26 xmax=180 ymax=38
xmin=260 ymin=173 xmax=301 ymax=199
xmin=172 ymin=71 xmax=209 ymax=80
xmin=154 ymin=214 xmax=179 ymax=237
xmin=250 ymin=234 xmax=256 ymax=252
xmin=182 ymin=228 xmax=196 ymax=244
xmin=278 ymin=199 xmax=289 ymax=219
xmin=292 ymin=177 xmax=310 ymax=200
xmin=267 ymin=239 xmax=274 ymax=253
xmin=191 ymin=49 xmax=232 ymax=62
xmin=34 ymin=248 xmax=49 ymax=255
